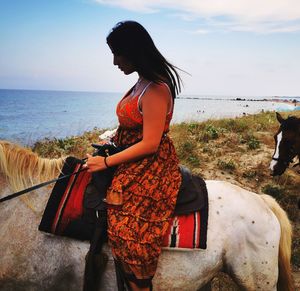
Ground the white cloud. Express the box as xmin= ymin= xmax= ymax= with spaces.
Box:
xmin=169 ymin=13 xmax=198 ymax=22
xmin=189 ymin=28 xmax=210 ymax=35
xmin=191 ymin=18 xmax=300 ymax=34
xmin=95 ymin=0 xmax=157 ymax=13
xmin=95 ymin=0 xmax=300 ymax=33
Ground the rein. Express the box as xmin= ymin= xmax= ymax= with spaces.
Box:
xmin=272 ymin=150 xmax=300 ymax=168
xmin=0 ymin=142 xmax=125 ymax=204
xmin=271 ymin=157 xmax=292 ymax=167
xmin=0 ymin=162 xmax=87 ymax=203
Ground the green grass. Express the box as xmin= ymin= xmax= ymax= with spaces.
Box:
xmin=32 ymin=128 xmax=104 ymax=158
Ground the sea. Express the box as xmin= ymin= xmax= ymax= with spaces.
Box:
xmin=0 ymin=89 xmax=299 ymax=146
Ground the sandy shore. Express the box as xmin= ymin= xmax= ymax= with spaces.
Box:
xmin=269 ymin=98 xmax=300 ymax=107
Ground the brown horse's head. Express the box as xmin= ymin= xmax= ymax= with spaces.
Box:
xmin=270 ymin=112 xmax=300 ymax=176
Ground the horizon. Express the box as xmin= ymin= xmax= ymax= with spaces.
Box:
xmin=1 ymin=87 xmax=299 ymax=99
xmin=1 ymin=0 xmax=300 ymax=96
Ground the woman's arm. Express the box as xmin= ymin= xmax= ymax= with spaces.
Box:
xmin=85 ymin=83 xmax=171 ymax=172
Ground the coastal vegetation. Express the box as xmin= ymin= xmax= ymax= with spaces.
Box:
xmin=32 ymin=110 xmax=300 ymax=287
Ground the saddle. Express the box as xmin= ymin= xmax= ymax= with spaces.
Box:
xmin=175 ymin=165 xmax=206 ymax=215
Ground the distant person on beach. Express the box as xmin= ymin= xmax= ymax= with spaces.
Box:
xmin=85 ymin=21 xmax=182 ymax=291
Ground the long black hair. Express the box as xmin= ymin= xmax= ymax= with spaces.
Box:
xmin=107 ymin=21 xmax=182 ymax=99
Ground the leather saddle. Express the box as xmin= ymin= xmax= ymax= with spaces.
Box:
xmin=174 ymin=165 xmax=207 ymax=215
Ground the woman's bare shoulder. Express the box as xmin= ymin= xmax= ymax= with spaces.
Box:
xmin=146 ymin=82 xmax=170 ymax=97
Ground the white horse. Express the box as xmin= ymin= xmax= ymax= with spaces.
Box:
xmin=0 ymin=140 xmax=294 ymax=291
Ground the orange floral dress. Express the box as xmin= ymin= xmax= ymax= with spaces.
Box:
xmin=106 ymin=82 xmax=182 ymax=280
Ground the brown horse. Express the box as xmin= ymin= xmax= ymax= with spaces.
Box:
xmin=270 ymin=112 xmax=300 ymax=176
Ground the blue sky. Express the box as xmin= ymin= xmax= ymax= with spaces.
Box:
xmin=0 ymin=0 xmax=300 ymax=96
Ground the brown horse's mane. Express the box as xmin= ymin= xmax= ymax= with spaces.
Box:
xmin=0 ymin=140 xmax=64 ymax=191
xmin=281 ymin=116 xmax=300 ymax=166
xmin=282 ymin=116 xmax=300 ymax=131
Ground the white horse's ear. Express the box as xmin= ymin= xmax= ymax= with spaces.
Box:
xmin=276 ymin=112 xmax=284 ymax=124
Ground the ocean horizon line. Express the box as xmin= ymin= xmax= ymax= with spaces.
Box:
xmin=0 ymin=87 xmax=299 ymax=100
xmin=0 ymin=88 xmax=122 ymax=95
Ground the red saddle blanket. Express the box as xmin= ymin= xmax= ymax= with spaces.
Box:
xmin=162 ymin=211 xmax=206 ymax=249
xmin=39 ymin=157 xmax=208 ymax=249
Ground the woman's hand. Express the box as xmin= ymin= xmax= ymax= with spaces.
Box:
xmin=84 ymin=153 xmax=108 ymax=172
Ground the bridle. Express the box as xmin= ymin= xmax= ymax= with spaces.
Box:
xmin=271 ymin=156 xmax=294 ymax=167
xmin=272 ymin=135 xmax=298 ymax=168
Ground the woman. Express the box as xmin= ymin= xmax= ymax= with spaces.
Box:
xmin=85 ymin=21 xmax=182 ymax=291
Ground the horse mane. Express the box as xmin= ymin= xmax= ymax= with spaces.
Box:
xmin=282 ymin=116 xmax=300 ymax=131
xmin=0 ymin=140 xmax=65 ymax=191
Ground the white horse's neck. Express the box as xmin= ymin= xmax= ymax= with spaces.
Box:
xmin=0 ymin=141 xmax=64 ymax=192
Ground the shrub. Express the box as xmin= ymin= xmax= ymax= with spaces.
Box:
xmin=176 ymin=139 xmax=201 ymax=168
xmin=247 ymin=136 xmax=260 ymax=150
xmin=199 ymin=125 xmax=219 ymax=142
xmin=187 ymin=156 xmax=200 ymax=167
xmin=219 ymin=119 xmax=249 ymax=133
xmin=32 ymin=128 xmax=103 ymax=158
xmin=206 ymin=125 xmax=219 ymax=138
xmin=239 ymin=133 xmax=260 ymax=150
xmin=262 ymin=184 xmax=285 ymax=199
xmin=180 ymin=140 xmax=195 ymax=153
xmin=188 ymin=123 xmax=200 ymax=134
xmin=217 ymin=159 xmax=236 ymax=171
xmin=242 ymin=170 xmax=257 ymax=179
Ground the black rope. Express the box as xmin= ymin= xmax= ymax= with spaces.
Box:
xmin=0 ymin=161 xmax=87 ymax=203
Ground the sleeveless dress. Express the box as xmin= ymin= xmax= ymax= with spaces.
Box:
xmin=106 ymin=82 xmax=182 ymax=281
